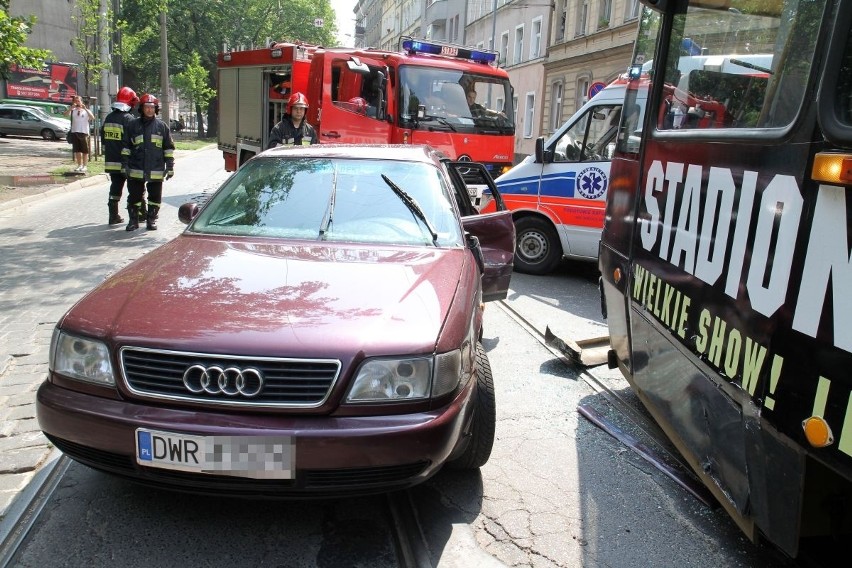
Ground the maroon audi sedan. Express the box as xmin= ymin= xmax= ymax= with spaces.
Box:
xmin=37 ymin=145 xmax=515 ymax=496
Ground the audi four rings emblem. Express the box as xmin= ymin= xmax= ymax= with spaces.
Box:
xmin=182 ymin=364 xmax=264 ymax=397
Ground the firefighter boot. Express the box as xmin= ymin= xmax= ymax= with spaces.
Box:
xmin=140 ymin=200 xmax=148 ymax=222
xmin=146 ymin=205 xmax=160 ymax=231
xmin=125 ymin=204 xmax=140 ymax=232
xmin=108 ymin=201 xmax=124 ymax=225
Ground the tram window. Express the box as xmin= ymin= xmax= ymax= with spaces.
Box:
xmin=837 ymin=31 xmax=852 ymax=125
xmin=657 ymin=0 xmax=826 ymax=132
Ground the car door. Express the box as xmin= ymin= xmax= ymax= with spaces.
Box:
xmin=447 ymin=162 xmax=514 ymax=301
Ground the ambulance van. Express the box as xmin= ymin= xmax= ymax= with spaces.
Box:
xmin=492 ymin=77 xmax=635 ymax=275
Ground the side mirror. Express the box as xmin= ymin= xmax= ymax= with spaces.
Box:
xmin=466 ymin=233 xmax=485 ymax=274
xmin=627 ymin=64 xmax=643 ymax=80
xmin=534 ymin=137 xmax=552 ymax=163
xmin=178 ymin=202 xmax=199 ymax=225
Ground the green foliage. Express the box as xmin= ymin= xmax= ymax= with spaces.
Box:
xmin=0 ymin=2 xmax=52 ymax=79
xmin=116 ymin=0 xmax=340 ymax=136
xmin=121 ymin=0 xmax=339 ymax=93
xmin=172 ymin=52 xmax=215 ymax=112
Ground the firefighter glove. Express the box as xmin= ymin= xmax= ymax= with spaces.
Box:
xmin=165 ymin=170 xmax=174 ymax=181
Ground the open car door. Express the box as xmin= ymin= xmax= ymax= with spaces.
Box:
xmin=447 ymin=161 xmax=514 ymax=301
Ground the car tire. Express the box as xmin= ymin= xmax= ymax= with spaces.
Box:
xmin=447 ymin=342 xmax=496 ymax=470
xmin=41 ymin=129 xmax=58 ymax=141
xmin=514 ymin=216 xmax=562 ymax=275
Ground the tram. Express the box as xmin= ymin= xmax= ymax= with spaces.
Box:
xmin=599 ymin=0 xmax=852 ymax=559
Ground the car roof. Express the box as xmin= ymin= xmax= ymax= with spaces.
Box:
xmin=0 ymin=103 xmax=50 ymax=112
xmin=259 ymin=144 xmax=449 ymax=166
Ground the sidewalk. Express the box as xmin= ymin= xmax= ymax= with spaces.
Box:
xmin=0 ymin=142 xmax=219 ymax=525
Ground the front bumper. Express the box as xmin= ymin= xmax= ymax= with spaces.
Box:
xmin=37 ymin=379 xmax=474 ymax=497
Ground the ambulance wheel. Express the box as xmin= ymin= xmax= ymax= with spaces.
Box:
xmin=514 ymin=216 xmax=562 ymax=275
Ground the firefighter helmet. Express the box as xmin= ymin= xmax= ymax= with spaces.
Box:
xmin=287 ymin=92 xmax=309 ymax=113
xmin=139 ymin=93 xmax=160 ymax=113
xmin=113 ymin=86 xmax=139 ymax=111
xmin=348 ymin=97 xmax=367 ymax=115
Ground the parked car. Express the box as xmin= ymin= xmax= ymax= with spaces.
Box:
xmin=0 ymin=98 xmax=69 ymax=117
xmin=0 ymin=104 xmax=71 ymax=140
xmin=37 ymin=144 xmax=516 ymax=496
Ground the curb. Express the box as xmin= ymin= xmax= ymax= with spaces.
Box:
xmin=0 ymin=174 xmax=108 ymax=213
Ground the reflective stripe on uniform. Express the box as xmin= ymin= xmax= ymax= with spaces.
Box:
xmin=104 ymin=161 xmax=123 ymax=171
xmin=128 ymin=169 xmax=145 ymax=179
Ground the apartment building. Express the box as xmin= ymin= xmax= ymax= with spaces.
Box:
xmin=542 ymin=0 xmax=641 ymax=138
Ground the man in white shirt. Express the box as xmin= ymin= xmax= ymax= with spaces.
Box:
xmin=64 ymin=95 xmax=94 ymax=172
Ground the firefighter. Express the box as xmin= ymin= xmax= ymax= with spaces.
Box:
xmin=267 ymin=92 xmax=318 ymax=149
xmin=122 ymin=94 xmax=175 ymax=232
xmin=100 ymin=86 xmax=139 ymax=225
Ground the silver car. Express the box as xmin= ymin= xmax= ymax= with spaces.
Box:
xmin=0 ymin=104 xmax=71 ymax=140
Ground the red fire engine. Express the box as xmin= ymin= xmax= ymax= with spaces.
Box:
xmin=216 ymin=38 xmax=516 ymax=174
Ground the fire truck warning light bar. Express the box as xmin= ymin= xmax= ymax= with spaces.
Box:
xmin=400 ymin=37 xmax=498 ymax=65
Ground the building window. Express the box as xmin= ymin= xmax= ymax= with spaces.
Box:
xmin=524 ymin=92 xmax=536 ymax=138
xmin=598 ymin=0 xmax=612 ymax=29
xmin=550 ymin=81 xmax=564 ymax=131
xmin=500 ymin=32 xmax=509 ymax=67
xmin=577 ymin=77 xmax=590 ymax=109
xmin=531 ymin=17 xmax=542 ymax=59
xmin=513 ymin=25 xmax=524 ymax=65
xmin=513 ymin=95 xmax=519 ymax=121
xmin=575 ymin=0 xmax=588 ymax=37
xmin=557 ymin=0 xmax=568 ymax=41
xmin=625 ymin=0 xmax=641 ymax=21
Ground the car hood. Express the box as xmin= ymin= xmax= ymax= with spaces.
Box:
xmin=62 ymin=235 xmax=468 ymax=358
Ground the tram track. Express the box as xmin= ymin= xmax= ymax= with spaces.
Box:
xmin=494 ymin=298 xmax=717 ymax=507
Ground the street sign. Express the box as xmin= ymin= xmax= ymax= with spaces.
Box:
xmin=314 ymin=18 xmax=324 ymax=27
xmin=588 ymin=81 xmax=606 ymax=99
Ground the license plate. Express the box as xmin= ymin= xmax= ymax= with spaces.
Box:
xmin=135 ymin=429 xmax=294 ymax=479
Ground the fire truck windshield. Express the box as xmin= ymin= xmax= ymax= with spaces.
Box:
xmin=398 ymin=66 xmax=514 ymax=135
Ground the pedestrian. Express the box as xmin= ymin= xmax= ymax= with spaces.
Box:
xmin=267 ymin=92 xmax=318 ymax=149
xmin=64 ymin=95 xmax=94 ymax=172
xmin=100 ymin=86 xmax=139 ymax=225
xmin=122 ymin=94 xmax=175 ymax=232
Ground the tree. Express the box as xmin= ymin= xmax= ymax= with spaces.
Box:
xmin=119 ymin=0 xmax=339 ymax=137
xmin=0 ymin=0 xmax=52 ymax=79
xmin=70 ymin=0 xmax=127 ymax=103
xmin=172 ymin=51 xmax=215 ymax=137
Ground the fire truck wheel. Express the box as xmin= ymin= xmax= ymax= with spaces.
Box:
xmin=514 ymin=216 xmax=562 ymax=275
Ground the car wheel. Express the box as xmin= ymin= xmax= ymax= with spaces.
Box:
xmin=514 ymin=216 xmax=562 ymax=275
xmin=41 ymin=129 xmax=58 ymax=141
xmin=447 ymin=342 xmax=496 ymax=470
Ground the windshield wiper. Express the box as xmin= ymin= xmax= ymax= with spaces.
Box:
xmin=430 ymin=117 xmax=457 ymax=132
xmin=319 ymin=168 xmax=338 ymax=239
xmin=381 ymin=174 xmax=439 ymax=245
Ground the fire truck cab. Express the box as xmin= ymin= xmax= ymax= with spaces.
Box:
xmin=217 ymin=38 xmax=516 ymax=175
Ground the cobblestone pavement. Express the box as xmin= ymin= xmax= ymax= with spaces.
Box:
xmin=0 ymin=147 xmax=229 ymax=519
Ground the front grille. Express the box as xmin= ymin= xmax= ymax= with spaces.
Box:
xmin=303 ymin=462 xmax=430 ymax=488
xmin=120 ymin=347 xmax=340 ymax=408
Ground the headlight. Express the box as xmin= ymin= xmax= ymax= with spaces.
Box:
xmin=346 ymin=357 xmax=432 ymax=402
xmin=50 ymin=329 xmax=115 ymax=386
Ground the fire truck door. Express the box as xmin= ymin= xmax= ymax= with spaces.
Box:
xmin=319 ymin=54 xmax=392 ymax=144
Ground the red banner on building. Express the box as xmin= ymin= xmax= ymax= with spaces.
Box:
xmin=6 ymin=63 xmax=78 ymax=103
